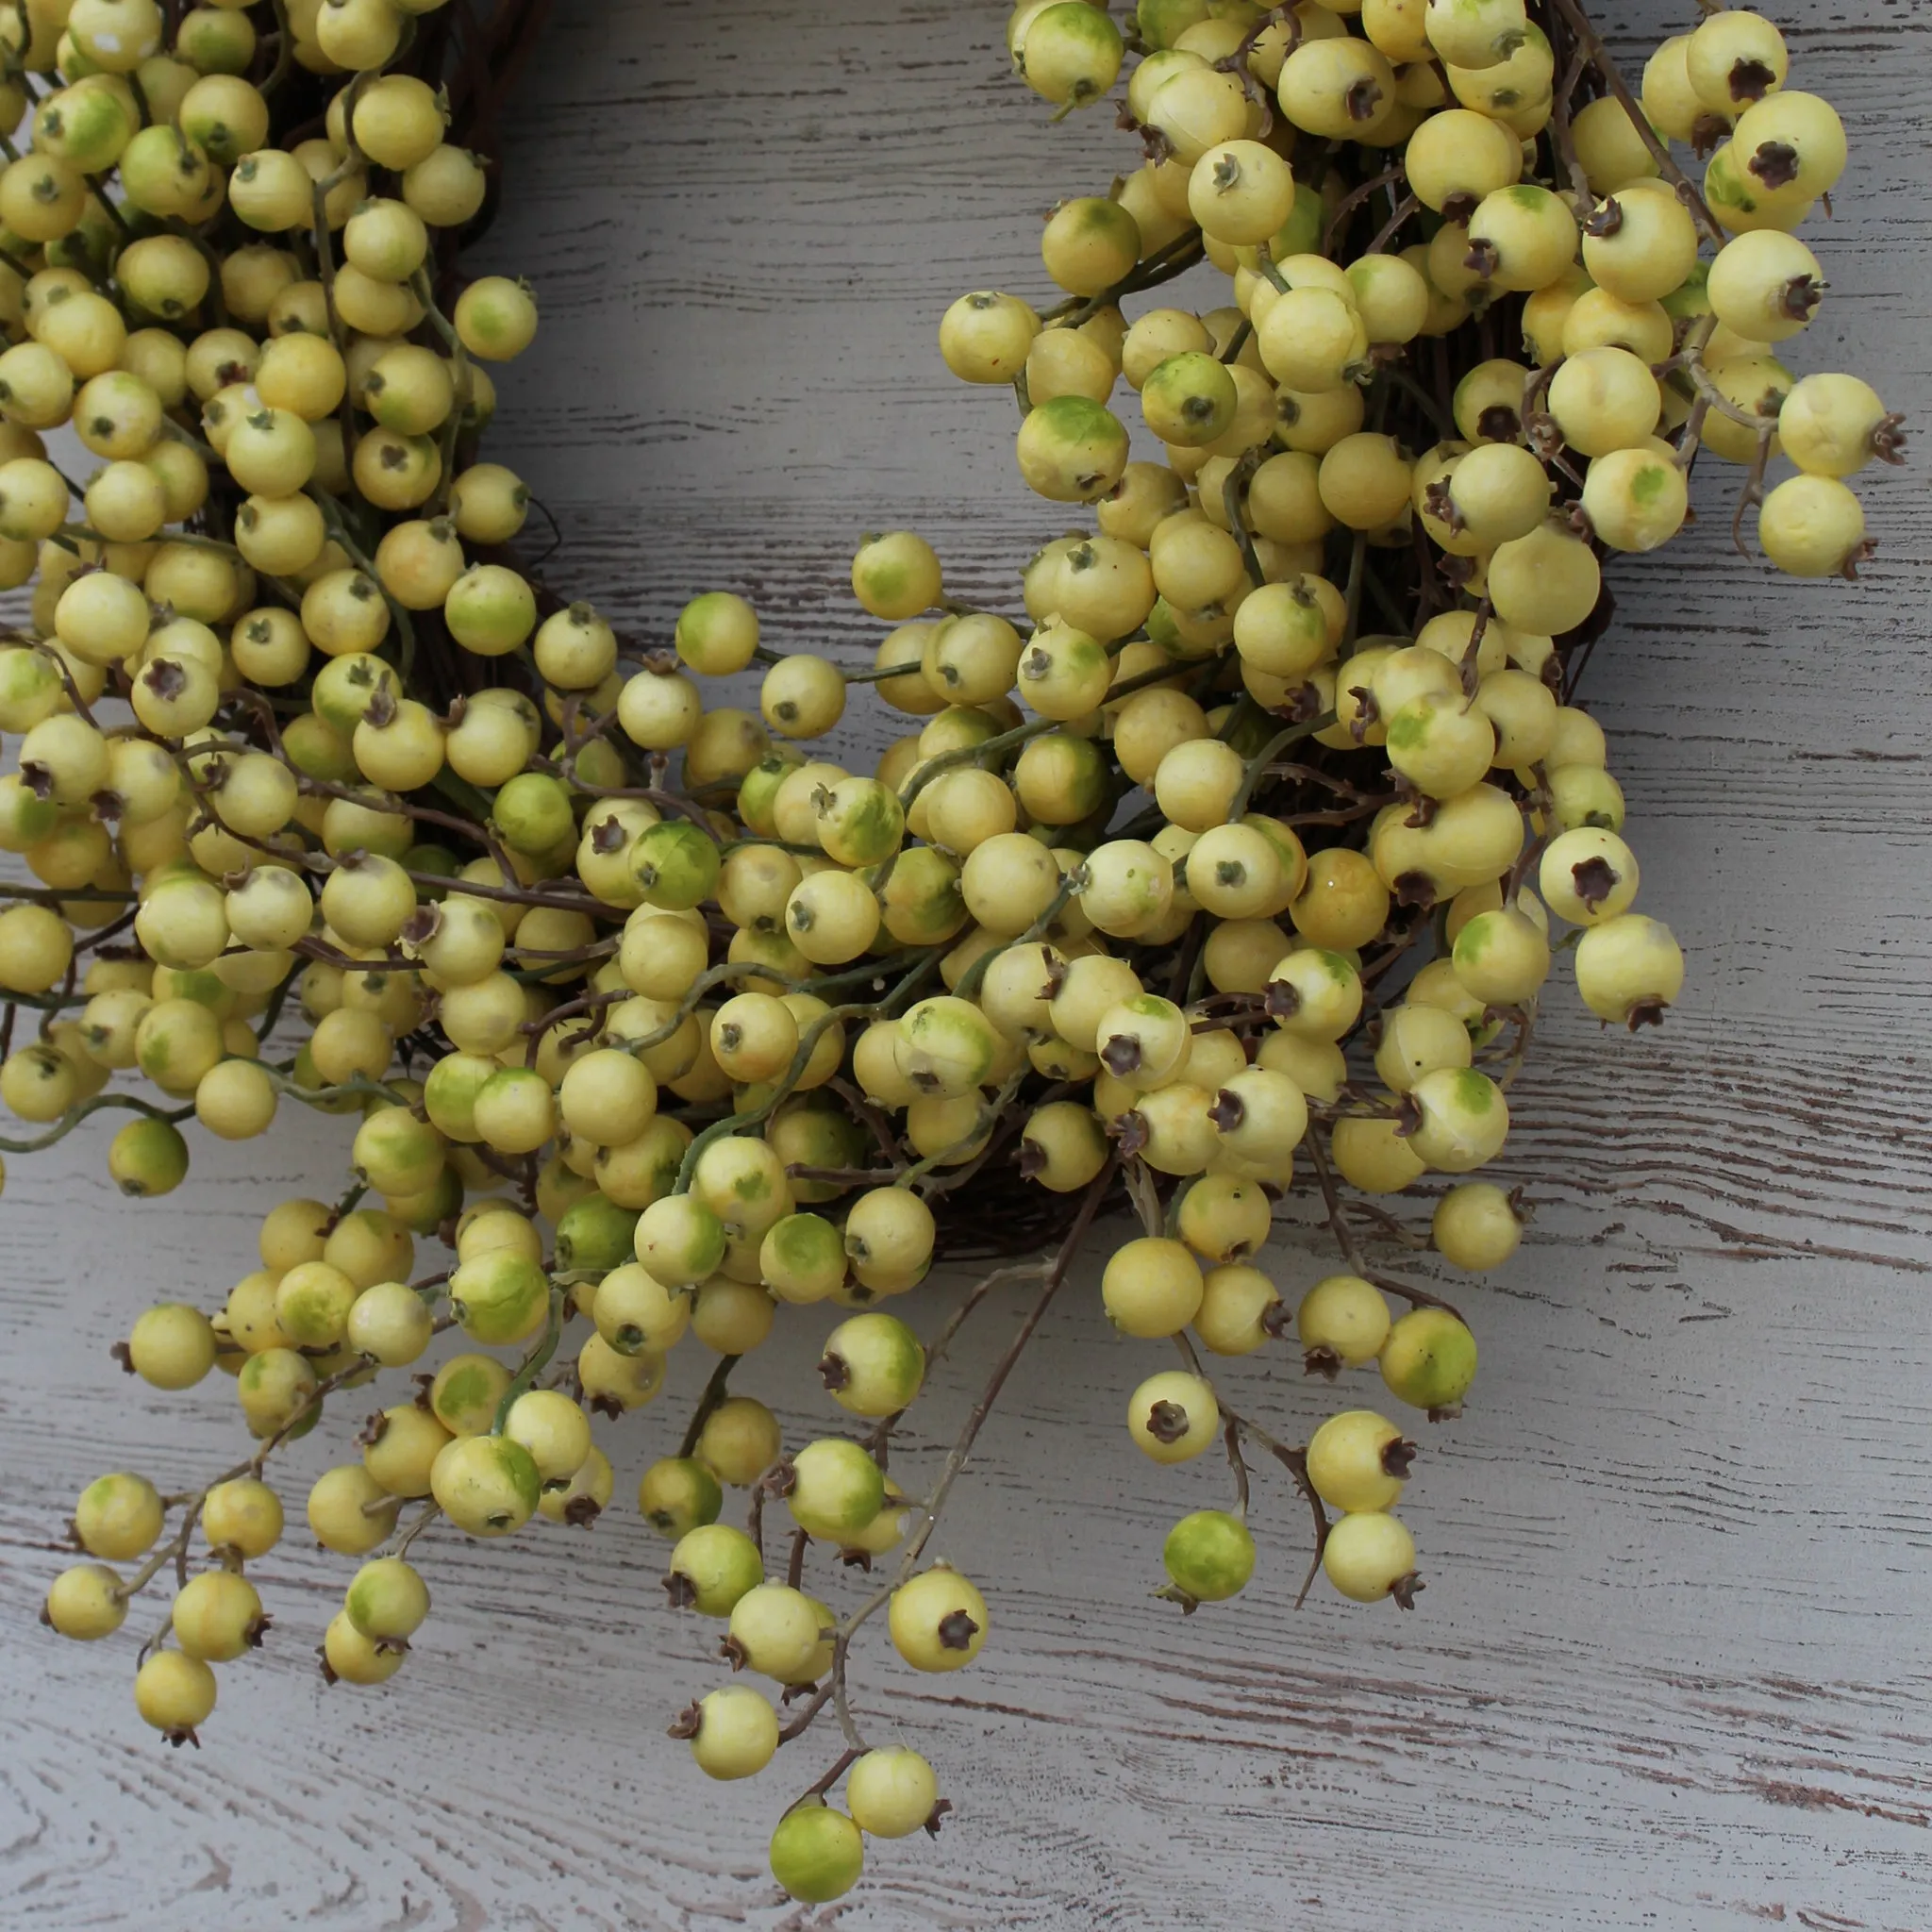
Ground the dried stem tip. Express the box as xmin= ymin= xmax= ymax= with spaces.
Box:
xmin=936 ymin=1609 xmax=980 ymax=1651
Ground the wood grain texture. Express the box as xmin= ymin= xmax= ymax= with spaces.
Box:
xmin=5 ymin=1 xmax=1931 ymax=1926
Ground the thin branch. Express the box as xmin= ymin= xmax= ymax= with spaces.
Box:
xmin=1306 ymin=1131 xmax=1467 ymax=1325
xmin=824 ymin=1160 xmax=1119 ymax=1747
xmin=677 ymin=1354 xmax=740 ymax=1459
xmin=1545 ymin=0 xmax=1725 ymax=246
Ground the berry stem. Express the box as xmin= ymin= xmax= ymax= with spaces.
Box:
xmin=1544 ymin=0 xmax=1727 ymax=246
xmin=0 ymin=1091 xmax=193 ymax=1158
xmin=823 ymin=1158 xmax=1120 ymax=1745
xmin=1305 ymin=1129 xmax=1468 ymax=1325
xmin=1324 ymin=163 xmax=1407 ymax=256
xmin=491 ymin=1288 xmax=565 ymax=1434
xmin=676 ymin=1353 xmax=741 ymax=1460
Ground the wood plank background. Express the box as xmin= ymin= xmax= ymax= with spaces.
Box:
xmin=6 ymin=1 xmax=1931 ymax=1925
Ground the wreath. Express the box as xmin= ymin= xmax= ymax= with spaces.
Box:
xmin=1 ymin=0 xmax=1899 ymax=1905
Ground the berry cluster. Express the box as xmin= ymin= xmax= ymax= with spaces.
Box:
xmin=4 ymin=0 xmax=1896 ymax=1907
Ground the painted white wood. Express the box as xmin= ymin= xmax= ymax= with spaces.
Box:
xmin=5 ymin=2 xmax=1931 ymax=1926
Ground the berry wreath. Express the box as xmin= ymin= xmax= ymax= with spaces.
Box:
xmin=3 ymin=0 xmax=1904 ymax=1909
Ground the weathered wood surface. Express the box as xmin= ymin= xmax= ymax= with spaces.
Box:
xmin=6 ymin=1 xmax=1932 ymax=1926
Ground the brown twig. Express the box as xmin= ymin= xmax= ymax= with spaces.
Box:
xmin=676 ymin=1354 xmax=740 ymax=1459
xmin=1545 ymin=0 xmax=1726 ymax=246
xmin=1305 ymin=1131 xmax=1467 ymax=1325
xmin=814 ymin=1160 xmax=1120 ymax=1752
